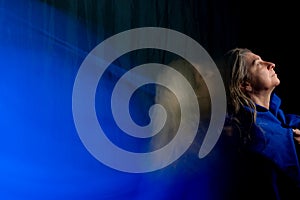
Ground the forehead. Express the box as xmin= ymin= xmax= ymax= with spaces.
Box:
xmin=244 ymin=52 xmax=260 ymax=66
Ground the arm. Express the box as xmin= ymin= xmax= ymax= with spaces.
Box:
xmin=284 ymin=114 xmax=300 ymax=144
xmin=285 ymin=114 xmax=300 ymax=128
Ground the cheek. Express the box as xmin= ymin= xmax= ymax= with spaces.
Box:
xmin=251 ymin=76 xmax=271 ymax=90
xmin=250 ymin=73 xmax=264 ymax=84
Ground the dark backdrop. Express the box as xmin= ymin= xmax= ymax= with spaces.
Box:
xmin=41 ymin=0 xmax=300 ymax=113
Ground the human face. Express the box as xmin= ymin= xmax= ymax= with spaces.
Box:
xmin=244 ymin=52 xmax=280 ymax=93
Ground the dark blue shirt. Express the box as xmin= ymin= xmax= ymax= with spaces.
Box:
xmin=247 ymin=93 xmax=300 ymax=184
xmin=221 ymin=92 xmax=300 ymax=200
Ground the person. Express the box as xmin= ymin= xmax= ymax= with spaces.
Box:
xmin=219 ymin=47 xmax=300 ymax=200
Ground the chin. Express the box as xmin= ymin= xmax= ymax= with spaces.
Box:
xmin=275 ymin=78 xmax=280 ymax=86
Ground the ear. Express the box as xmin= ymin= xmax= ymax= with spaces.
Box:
xmin=240 ymin=81 xmax=252 ymax=92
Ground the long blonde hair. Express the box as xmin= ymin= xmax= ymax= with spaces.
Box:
xmin=222 ymin=48 xmax=257 ymax=127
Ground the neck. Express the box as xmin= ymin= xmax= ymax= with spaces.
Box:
xmin=249 ymin=91 xmax=272 ymax=109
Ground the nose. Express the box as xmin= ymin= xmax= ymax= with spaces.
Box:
xmin=266 ymin=61 xmax=275 ymax=70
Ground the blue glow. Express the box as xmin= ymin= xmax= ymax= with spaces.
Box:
xmin=0 ymin=1 xmax=229 ymax=199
